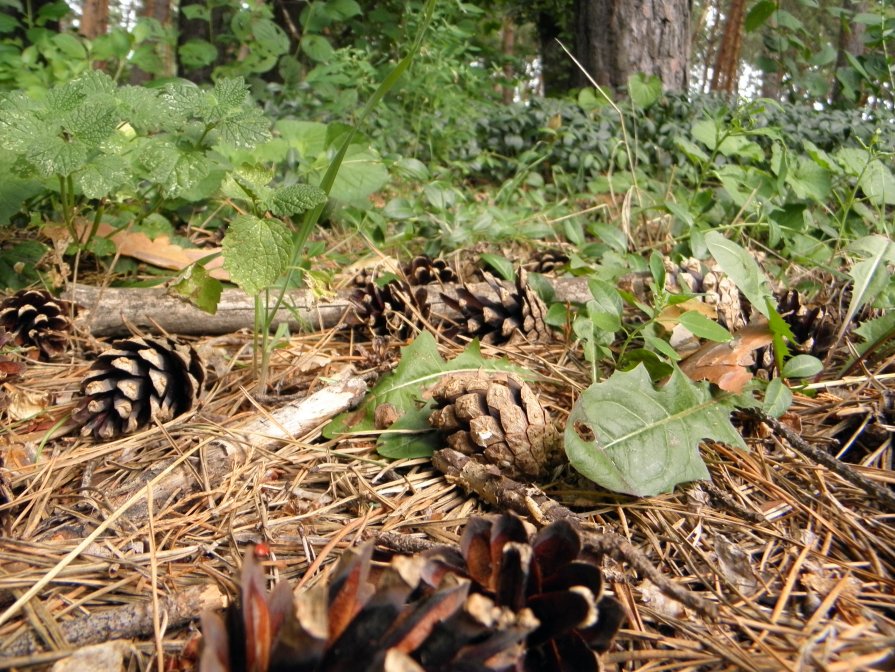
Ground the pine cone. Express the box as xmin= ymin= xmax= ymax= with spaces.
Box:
xmin=349 ymin=279 xmax=429 ymax=339
xmin=72 ymin=336 xmax=205 ymax=440
xmin=0 ymin=289 xmax=77 ymax=360
xmin=423 ymin=514 xmax=625 ymax=672
xmin=201 ymin=543 xmax=537 ymax=672
xmin=523 ymin=249 xmax=569 ymax=275
xmin=442 ymin=270 xmax=551 ymax=345
xmin=428 ymin=372 xmax=561 ymax=480
xmin=405 ymin=255 xmax=456 ymax=286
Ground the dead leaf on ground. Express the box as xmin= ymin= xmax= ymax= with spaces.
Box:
xmin=679 ymin=323 xmax=774 ymax=392
xmin=49 ymin=222 xmax=229 ymax=280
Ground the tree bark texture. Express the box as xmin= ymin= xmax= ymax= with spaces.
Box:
xmin=538 ymin=10 xmax=574 ymax=96
xmin=79 ymin=0 xmax=109 ymax=39
xmin=709 ymin=0 xmax=746 ymax=93
xmin=176 ymin=0 xmax=229 ymax=82
xmin=130 ymin=0 xmax=176 ymax=83
xmin=573 ymin=0 xmax=690 ymax=92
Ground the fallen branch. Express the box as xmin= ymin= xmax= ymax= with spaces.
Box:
xmin=430 ymin=448 xmax=718 ymax=618
xmin=2 ymin=584 xmax=224 ymax=657
xmin=65 ymin=278 xmax=594 ymax=337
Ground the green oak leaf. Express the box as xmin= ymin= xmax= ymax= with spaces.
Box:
xmin=324 ymin=332 xmax=530 ymax=459
xmin=565 ymin=364 xmax=746 ymax=497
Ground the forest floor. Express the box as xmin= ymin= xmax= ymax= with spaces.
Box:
xmin=1 ymin=242 xmax=894 ymax=672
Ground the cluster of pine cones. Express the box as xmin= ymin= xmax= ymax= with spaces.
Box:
xmin=348 ymin=254 xmax=552 ymax=346
xmin=201 ymin=513 xmax=624 ymax=672
xmin=1 ymin=288 xmax=205 ymax=441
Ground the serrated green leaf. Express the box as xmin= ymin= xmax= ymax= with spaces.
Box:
xmin=324 ymin=332 xmax=530 ymax=459
xmin=64 ymin=96 xmax=120 ymax=147
xmin=837 ymin=235 xmax=895 ymax=344
xmin=26 ymin=135 xmax=88 ymax=177
xmin=140 ymin=141 xmax=213 ymax=197
xmin=781 ymin=354 xmax=823 ymax=379
xmin=213 ymin=77 xmax=249 ymax=112
xmin=565 ymin=365 xmax=746 ymax=497
xmin=266 ymin=183 xmax=327 ymax=216
xmin=762 ymin=378 xmax=792 ymax=418
xmin=704 ymin=231 xmax=773 ymax=317
xmin=222 ymin=214 xmax=291 ymax=295
xmin=215 ymin=107 xmax=271 ymax=148
xmin=74 ymin=154 xmax=127 ymax=199
xmin=678 ymin=311 xmax=732 ymax=342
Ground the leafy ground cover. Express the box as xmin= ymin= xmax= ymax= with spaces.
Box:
xmin=0 ymin=4 xmax=894 ymax=669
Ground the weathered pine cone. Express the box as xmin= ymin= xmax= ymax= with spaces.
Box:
xmin=441 ymin=269 xmax=551 ymax=345
xmin=0 ymin=289 xmax=77 ymax=360
xmin=523 ymin=249 xmax=570 ymax=275
xmin=349 ymin=279 xmax=429 ymax=339
xmin=201 ymin=542 xmax=537 ymax=672
xmin=428 ymin=372 xmax=561 ymax=480
xmin=423 ymin=514 xmax=625 ymax=672
xmin=72 ymin=336 xmax=204 ymax=440
xmin=405 ymin=254 xmax=457 ymax=286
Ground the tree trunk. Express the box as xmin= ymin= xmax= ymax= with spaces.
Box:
xmin=759 ymin=12 xmax=782 ymax=100
xmin=501 ymin=13 xmax=516 ymax=104
xmin=79 ymin=0 xmax=109 ymax=39
xmin=709 ymin=0 xmax=746 ymax=93
xmin=537 ymin=10 xmax=574 ymax=96
xmin=131 ymin=0 xmax=176 ymax=83
xmin=830 ymin=0 xmax=867 ymax=106
xmin=176 ymin=0 xmax=229 ymax=83
xmin=574 ymin=0 xmax=690 ymax=93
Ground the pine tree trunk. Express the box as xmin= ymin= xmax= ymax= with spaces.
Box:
xmin=573 ymin=0 xmax=690 ymax=93
xmin=79 ymin=0 xmax=109 ymax=39
xmin=709 ymin=0 xmax=746 ymax=93
xmin=830 ymin=0 xmax=867 ymax=106
xmin=538 ymin=10 xmax=573 ymax=96
xmin=501 ymin=13 xmax=516 ymax=104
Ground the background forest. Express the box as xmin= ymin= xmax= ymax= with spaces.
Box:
xmin=0 ymin=1 xmax=894 ymax=671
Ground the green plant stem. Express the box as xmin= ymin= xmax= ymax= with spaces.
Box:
xmin=255 ymin=0 xmax=437 ymax=390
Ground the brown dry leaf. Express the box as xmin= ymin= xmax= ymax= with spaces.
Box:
xmin=679 ymin=323 xmax=774 ymax=392
xmin=3 ymin=384 xmax=50 ymax=421
xmin=53 ymin=222 xmax=229 ymax=280
xmin=656 ymin=298 xmax=717 ymax=331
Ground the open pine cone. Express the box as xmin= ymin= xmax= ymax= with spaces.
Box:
xmin=349 ymin=279 xmax=429 ymax=339
xmin=405 ymin=255 xmax=457 ymax=286
xmin=0 ymin=289 xmax=77 ymax=360
xmin=441 ymin=269 xmax=550 ymax=346
xmin=423 ymin=514 xmax=625 ymax=672
xmin=72 ymin=336 xmax=205 ymax=440
xmin=201 ymin=542 xmax=537 ymax=672
xmin=428 ymin=372 xmax=561 ymax=480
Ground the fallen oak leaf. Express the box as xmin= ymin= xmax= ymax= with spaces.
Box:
xmin=679 ymin=323 xmax=773 ymax=392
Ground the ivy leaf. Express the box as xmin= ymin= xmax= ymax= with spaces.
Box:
xmin=324 ymin=332 xmax=530 ymax=459
xmin=266 ymin=183 xmax=327 ymax=216
xmin=628 ymin=73 xmax=662 ymax=110
xmin=222 ymin=214 xmax=291 ymax=295
xmin=565 ymin=364 xmax=746 ymax=497
xmin=859 ymin=160 xmax=895 ymax=206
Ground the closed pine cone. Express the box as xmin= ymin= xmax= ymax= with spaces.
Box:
xmin=428 ymin=371 xmax=561 ymax=480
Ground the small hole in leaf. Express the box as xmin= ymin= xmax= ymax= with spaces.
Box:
xmin=574 ymin=420 xmax=595 ymax=442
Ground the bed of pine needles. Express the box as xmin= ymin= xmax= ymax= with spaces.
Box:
xmin=1 ymin=260 xmax=894 ymax=672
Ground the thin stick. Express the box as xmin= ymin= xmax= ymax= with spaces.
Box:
xmin=751 ymin=410 xmax=895 ymax=513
